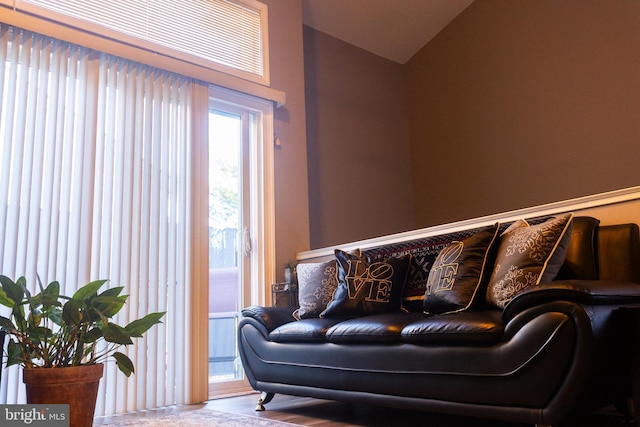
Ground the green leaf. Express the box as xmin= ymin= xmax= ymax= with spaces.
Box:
xmin=72 ymin=279 xmax=108 ymax=303
xmin=0 ymin=286 xmax=14 ymax=308
xmin=92 ymin=295 xmax=127 ymax=318
xmin=6 ymin=339 xmax=25 ymax=367
xmin=98 ymin=287 xmax=125 ymax=298
xmin=12 ymin=304 xmax=26 ymax=325
xmin=43 ymin=280 xmax=60 ymax=298
xmin=124 ymin=312 xmax=166 ymax=337
xmin=113 ymin=351 xmax=135 ymax=377
xmin=91 ymin=296 xmax=124 ymax=305
xmin=18 ymin=277 xmax=31 ymax=300
xmin=83 ymin=327 xmax=103 ymax=343
xmin=62 ymin=299 xmax=81 ymax=325
xmin=46 ymin=306 xmax=63 ymax=326
xmin=102 ymin=323 xmax=133 ymax=345
xmin=0 ymin=315 xmax=15 ymax=329
xmin=0 ymin=275 xmax=24 ymax=305
xmin=36 ymin=274 xmax=45 ymax=293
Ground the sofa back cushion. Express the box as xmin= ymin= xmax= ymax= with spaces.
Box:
xmin=598 ymin=223 xmax=640 ymax=283
xmin=359 ymin=215 xmax=607 ymax=312
xmin=554 ymin=216 xmax=600 ymax=280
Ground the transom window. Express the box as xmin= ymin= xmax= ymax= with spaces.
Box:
xmin=1 ymin=0 xmax=269 ymax=84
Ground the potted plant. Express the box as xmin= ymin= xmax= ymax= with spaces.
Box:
xmin=0 ymin=275 xmax=165 ymax=427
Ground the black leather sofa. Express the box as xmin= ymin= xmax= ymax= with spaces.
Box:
xmin=238 ymin=216 xmax=640 ymax=427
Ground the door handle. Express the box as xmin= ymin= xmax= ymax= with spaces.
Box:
xmin=243 ymin=227 xmax=251 ymax=257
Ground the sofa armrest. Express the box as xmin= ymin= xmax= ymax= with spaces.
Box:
xmin=241 ymin=305 xmax=296 ymax=332
xmin=503 ymin=280 xmax=640 ymax=322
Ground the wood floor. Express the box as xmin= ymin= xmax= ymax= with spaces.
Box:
xmin=97 ymin=392 xmax=633 ymax=426
xmin=206 ymin=393 xmax=631 ymax=426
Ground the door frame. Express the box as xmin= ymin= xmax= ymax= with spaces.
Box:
xmin=204 ymin=86 xmax=276 ymax=398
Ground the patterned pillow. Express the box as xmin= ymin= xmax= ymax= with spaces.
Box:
xmin=293 ymin=249 xmax=362 ymax=320
xmin=487 ymin=213 xmax=574 ymax=309
xmin=320 ymin=249 xmax=411 ymax=318
xmin=423 ymin=224 xmax=500 ymax=314
xmin=294 ymin=260 xmax=340 ymax=319
xmin=364 ymin=229 xmax=486 ymax=312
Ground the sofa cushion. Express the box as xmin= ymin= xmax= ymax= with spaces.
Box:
xmin=325 ymin=312 xmax=420 ymax=343
xmin=556 ymin=216 xmax=600 ymax=280
xmin=401 ymin=310 xmax=504 ymax=344
xmin=598 ymin=223 xmax=640 ymax=283
xmin=423 ymin=224 xmax=500 ymax=314
xmin=320 ymin=250 xmax=411 ymax=318
xmin=487 ymin=213 xmax=574 ymax=309
xmin=270 ymin=318 xmax=344 ymax=343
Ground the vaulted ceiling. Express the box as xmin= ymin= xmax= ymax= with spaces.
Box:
xmin=301 ymin=0 xmax=474 ymax=64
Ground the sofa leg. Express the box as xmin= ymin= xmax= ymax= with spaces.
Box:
xmin=255 ymin=391 xmax=275 ymax=411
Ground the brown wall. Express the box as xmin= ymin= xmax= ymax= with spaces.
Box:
xmin=406 ymin=0 xmax=640 ymax=228
xmin=304 ymin=26 xmax=416 ymax=249
xmin=263 ymin=0 xmax=311 ymax=278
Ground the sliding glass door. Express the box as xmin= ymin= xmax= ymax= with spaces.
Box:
xmin=206 ymin=88 xmax=274 ymax=397
xmin=207 ymin=106 xmax=248 ymax=395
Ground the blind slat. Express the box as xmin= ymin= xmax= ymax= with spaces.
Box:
xmin=0 ymin=23 xmax=193 ymax=416
xmin=17 ymin=0 xmax=265 ymax=78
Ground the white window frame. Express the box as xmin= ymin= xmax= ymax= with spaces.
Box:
xmin=194 ymin=85 xmax=275 ymax=399
xmin=0 ymin=0 xmax=285 ymax=105
xmin=207 ymin=85 xmax=275 ymax=308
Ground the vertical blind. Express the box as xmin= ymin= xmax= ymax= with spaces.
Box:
xmin=0 ymin=23 xmax=194 ymax=416
xmin=7 ymin=0 xmax=267 ymax=83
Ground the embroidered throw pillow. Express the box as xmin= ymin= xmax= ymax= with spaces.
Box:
xmin=294 ymin=260 xmax=340 ymax=319
xmin=293 ymin=249 xmax=362 ymax=320
xmin=363 ymin=228 xmax=497 ymax=312
xmin=320 ymin=250 xmax=411 ymax=318
xmin=487 ymin=213 xmax=574 ymax=309
xmin=423 ymin=224 xmax=500 ymax=314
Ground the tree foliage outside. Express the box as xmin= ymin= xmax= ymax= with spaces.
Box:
xmin=209 ymin=111 xmax=241 ymax=268
xmin=209 ymin=157 xmax=239 ymax=230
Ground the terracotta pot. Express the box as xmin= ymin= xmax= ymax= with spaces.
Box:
xmin=23 ymin=364 xmax=104 ymax=427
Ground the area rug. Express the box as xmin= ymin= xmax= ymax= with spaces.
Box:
xmin=96 ymin=408 xmax=297 ymax=427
